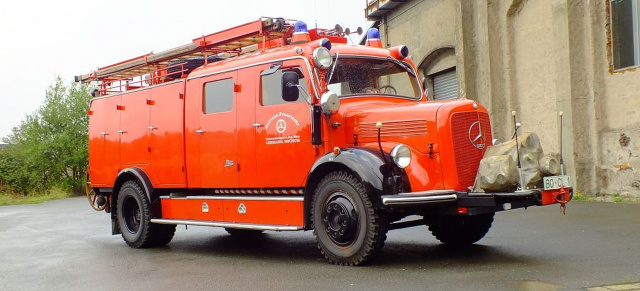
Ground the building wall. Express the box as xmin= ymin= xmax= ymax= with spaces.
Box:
xmin=376 ymin=0 xmax=640 ymax=199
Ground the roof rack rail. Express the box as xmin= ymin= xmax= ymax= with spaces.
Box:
xmin=75 ymin=17 xmax=293 ymax=86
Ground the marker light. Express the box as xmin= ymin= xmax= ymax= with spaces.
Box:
xmin=389 ymin=45 xmax=409 ymax=60
xmin=318 ymin=38 xmax=332 ymax=50
xmin=294 ymin=20 xmax=308 ymax=34
xmin=390 ymin=144 xmax=411 ymax=169
xmin=312 ymin=47 xmax=332 ymax=69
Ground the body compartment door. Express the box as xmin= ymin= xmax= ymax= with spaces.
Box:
xmin=194 ymin=71 xmax=239 ymax=188
xmin=88 ymin=96 xmax=121 ymax=187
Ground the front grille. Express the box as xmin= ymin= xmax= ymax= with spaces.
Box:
xmin=450 ymin=112 xmax=493 ymax=187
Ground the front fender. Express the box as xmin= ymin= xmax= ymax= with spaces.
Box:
xmin=308 ymin=147 xmax=389 ymax=201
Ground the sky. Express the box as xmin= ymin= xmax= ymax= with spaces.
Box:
xmin=0 ymin=0 xmax=370 ymax=141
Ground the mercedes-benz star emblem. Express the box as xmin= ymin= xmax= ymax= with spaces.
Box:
xmin=468 ymin=121 xmax=485 ymax=150
xmin=275 ymin=119 xmax=287 ymax=133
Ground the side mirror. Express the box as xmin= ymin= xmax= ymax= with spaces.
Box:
xmin=281 ymin=71 xmax=300 ymax=102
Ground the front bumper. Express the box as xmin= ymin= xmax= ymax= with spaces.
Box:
xmin=380 ymin=187 xmax=572 ymax=214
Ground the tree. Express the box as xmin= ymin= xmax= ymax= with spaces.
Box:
xmin=1 ymin=77 xmax=92 ymax=195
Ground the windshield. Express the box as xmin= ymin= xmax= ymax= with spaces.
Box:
xmin=326 ymin=57 xmax=421 ymax=99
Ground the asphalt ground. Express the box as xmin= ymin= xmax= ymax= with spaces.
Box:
xmin=1 ymin=197 xmax=639 ymax=291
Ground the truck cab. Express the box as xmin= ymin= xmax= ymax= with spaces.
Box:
xmin=79 ymin=18 xmax=572 ymax=266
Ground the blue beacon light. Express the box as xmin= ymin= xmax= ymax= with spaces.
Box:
xmin=294 ymin=20 xmax=308 ymax=34
xmin=367 ymin=28 xmax=381 ymax=40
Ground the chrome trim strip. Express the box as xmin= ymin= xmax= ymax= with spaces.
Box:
xmin=159 ymin=195 xmax=304 ymax=201
xmin=382 ymin=194 xmax=458 ymax=206
xmin=150 ymin=219 xmax=302 ymax=231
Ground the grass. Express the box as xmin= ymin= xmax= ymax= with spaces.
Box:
xmin=613 ymin=193 xmax=623 ymax=203
xmin=0 ymin=189 xmax=74 ymax=206
xmin=571 ymin=190 xmax=593 ymax=201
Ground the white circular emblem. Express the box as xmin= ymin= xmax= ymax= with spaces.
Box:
xmin=275 ymin=119 xmax=287 ymax=133
xmin=237 ymin=203 xmax=247 ymax=214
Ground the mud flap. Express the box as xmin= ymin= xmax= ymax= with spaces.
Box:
xmin=112 ymin=218 xmax=121 ymax=235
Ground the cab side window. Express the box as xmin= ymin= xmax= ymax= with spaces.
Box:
xmin=203 ymin=78 xmax=234 ymax=114
xmin=261 ymin=67 xmax=308 ymax=106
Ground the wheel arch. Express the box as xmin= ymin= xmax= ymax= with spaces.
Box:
xmin=110 ymin=168 xmax=155 ymax=233
xmin=303 ymin=148 xmax=387 ymax=230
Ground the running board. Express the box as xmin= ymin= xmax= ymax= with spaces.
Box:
xmin=150 ymin=219 xmax=303 ymax=231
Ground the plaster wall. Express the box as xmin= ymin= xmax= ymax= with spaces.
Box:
xmin=376 ymin=0 xmax=640 ymax=198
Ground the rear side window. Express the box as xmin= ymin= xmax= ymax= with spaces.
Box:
xmin=261 ymin=67 xmax=308 ymax=106
xmin=203 ymin=78 xmax=234 ymax=114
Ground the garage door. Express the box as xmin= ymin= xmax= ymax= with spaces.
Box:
xmin=433 ymin=68 xmax=458 ymax=100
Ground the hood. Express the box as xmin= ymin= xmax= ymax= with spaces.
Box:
xmin=339 ymin=97 xmax=449 ymax=154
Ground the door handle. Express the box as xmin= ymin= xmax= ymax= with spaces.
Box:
xmin=148 ymin=126 xmax=156 ymax=131
xmin=195 ymin=129 xmax=203 ymax=134
xmin=252 ymin=123 xmax=262 ymax=128
xmin=100 ymin=132 xmax=108 ymax=136
xmin=118 ymin=130 xmax=126 ymax=134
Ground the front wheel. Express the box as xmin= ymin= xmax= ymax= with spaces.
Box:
xmin=428 ymin=213 xmax=495 ymax=246
xmin=311 ymin=171 xmax=387 ymax=266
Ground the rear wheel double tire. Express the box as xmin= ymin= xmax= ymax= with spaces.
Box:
xmin=311 ymin=171 xmax=387 ymax=266
xmin=116 ymin=180 xmax=175 ymax=248
xmin=428 ymin=213 xmax=494 ymax=246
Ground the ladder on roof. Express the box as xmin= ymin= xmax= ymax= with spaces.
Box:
xmin=75 ymin=17 xmax=293 ymax=92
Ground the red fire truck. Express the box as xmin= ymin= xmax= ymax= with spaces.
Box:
xmin=77 ymin=17 xmax=571 ymax=265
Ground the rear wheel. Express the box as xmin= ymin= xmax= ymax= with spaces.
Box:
xmin=116 ymin=180 xmax=175 ymax=248
xmin=311 ymin=171 xmax=387 ymax=266
xmin=428 ymin=213 xmax=494 ymax=246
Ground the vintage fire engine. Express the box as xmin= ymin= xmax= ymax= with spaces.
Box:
xmin=77 ymin=17 xmax=572 ymax=265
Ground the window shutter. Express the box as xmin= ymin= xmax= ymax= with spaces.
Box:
xmin=433 ymin=68 xmax=458 ymax=100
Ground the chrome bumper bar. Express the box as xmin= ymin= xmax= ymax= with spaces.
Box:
xmin=381 ymin=190 xmax=459 ymax=206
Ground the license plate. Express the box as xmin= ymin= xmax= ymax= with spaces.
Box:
xmin=543 ymin=175 xmax=572 ymax=190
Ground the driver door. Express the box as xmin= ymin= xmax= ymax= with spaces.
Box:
xmin=254 ymin=60 xmax=316 ymax=188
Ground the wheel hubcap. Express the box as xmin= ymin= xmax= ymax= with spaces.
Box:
xmin=322 ymin=193 xmax=358 ymax=246
xmin=122 ymin=196 xmax=141 ymax=233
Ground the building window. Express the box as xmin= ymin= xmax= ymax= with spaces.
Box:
xmin=203 ymin=78 xmax=234 ymax=114
xmin=610 ymin=0 xmax=640 ymax=70
xmin=261 ymin=67 xmax=308 ymax=106
xmin=418 ymin=47 xmax=458 ymax=100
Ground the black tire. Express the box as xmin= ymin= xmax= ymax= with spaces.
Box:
xmin=224 ymin=228 xmax=264 ymax=236
xmin=116 ymin=180 xmax=176 ymax=248
xmin=150 ymin=224 xmax=176 ymax=247
xmin=428 ymin=213 xmax=495 ymax=246
xmin=310 ymin=171 xmax=387 ymax=266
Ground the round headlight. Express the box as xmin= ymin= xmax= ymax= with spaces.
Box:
xmin=390 ymin=144 xmax=411 ymax=169
xmin=312 ymin=47 xmax=332 ymax=69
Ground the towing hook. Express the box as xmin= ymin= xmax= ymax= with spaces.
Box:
xmin=555 ymin=186 xmax=569 ymax=215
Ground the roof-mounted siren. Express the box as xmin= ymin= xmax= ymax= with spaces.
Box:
xmin=365 ymin=28 xmax=382 ymax=48
xmin=389 ymin=45 xmax=409 ymax=60
xmin=292 ymin=20 xmax=311 ymax=44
